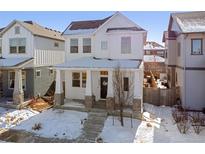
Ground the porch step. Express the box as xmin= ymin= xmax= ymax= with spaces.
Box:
xmin=93 ymin=100 xmax=106 ymax=109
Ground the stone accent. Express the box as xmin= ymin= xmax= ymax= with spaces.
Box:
xmin=13 ymin=92 xmax=24 ymax=104
xmin=85 ymin=95 xmax=95 ymax=109
xmin=106 ymin=97 xmax=114 ymax=110
xmin=133 ymin=98 xmax=143 ymax=113
xmin=54 ymin=93 xmax=64 ymax=105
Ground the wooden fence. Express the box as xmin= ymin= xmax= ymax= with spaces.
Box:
xmin=143 ymin=87 xmax=180 ymax=106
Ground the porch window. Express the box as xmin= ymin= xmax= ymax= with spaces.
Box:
xmin=82 ymin=72 xmax=86 ymax=88
xmin=191 ymin=39 xmax=203 ymax=55
xmin=72 ymin=72 xmax=80 ymax=87
xmin=83 ymin=38 xmax=91 ymax=53
xmin=177 ymin=42 xmax=181 ymax=57
xmin=121 ymin=37 xmax=131 ymax=54
xmin=9 ymin=38 xmax=26 ymax=54
xmin=70 ymin=39 xmax=78 ymax=53
xmin=123 ymin=77 xmax=129 ymax=91
xmin=8 ymin=71 xmax=26 ymax=89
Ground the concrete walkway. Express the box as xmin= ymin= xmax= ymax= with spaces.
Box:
xmin=76 ymin=110 xmax=107 ymax=143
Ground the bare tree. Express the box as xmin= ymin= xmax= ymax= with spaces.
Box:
xmin=112 ymin=66 xmax=134 ymax=126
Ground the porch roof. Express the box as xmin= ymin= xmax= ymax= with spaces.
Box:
xmin=0 ymin=57 xmax=33 ymax=68
xmin=56 ymin=57 xmax=142 ymax=69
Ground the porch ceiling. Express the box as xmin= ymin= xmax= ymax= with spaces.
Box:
xmin=55 ymin=57 xmax=142 ymax=70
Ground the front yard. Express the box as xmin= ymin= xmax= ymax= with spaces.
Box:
xmin=0 ymin=103 xmax=205 ymax=143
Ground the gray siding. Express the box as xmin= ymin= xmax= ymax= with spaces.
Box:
xmin=34 ymin=36 xmax=64 ymax=51
xmin=33 ymin=66 xmax=55 ymax=96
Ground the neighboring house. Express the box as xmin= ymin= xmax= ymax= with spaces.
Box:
xmin=144 ymin=41 xmax=165 ymax=58
xmin=0 ymin=20 xmax=65 ymax=104
xmin=163 ymin=12 xmax=205 ymax=110
xmin=55 ymin=12 xmax=147 ymax=112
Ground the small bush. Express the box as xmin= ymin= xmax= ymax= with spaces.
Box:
xmin=190 ymin=112 xmax=203 ymax=134
xmin=32 ymin=123 xmax=42 ymax=131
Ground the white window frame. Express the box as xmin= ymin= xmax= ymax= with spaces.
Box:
xmin=83 ymin=38 xmax=91 ymax=53
xmin=121 ymin=37 xmax=131 ymax=54
xmin=70 ymin=38 xmax=78 ymax=53
xmin=101 ymin=41 xmax=108 ymax=50
xmin=9 ymin=38 xmax=26 ymax=54
xmin=15 ymin=26 xmax=20 ymax=34
xmin=36 ymin=70 xmax=41 ymax=78
xmin=8 ymin=71 xmax=26 ymax=90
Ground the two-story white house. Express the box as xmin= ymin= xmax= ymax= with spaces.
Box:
xmin=0 ymin=20 xmax=65 ymax=104
xmin=163 ymin=12 xmax=205 ymax=110
xmin=55 ymin=12 xmax=147 ymax=113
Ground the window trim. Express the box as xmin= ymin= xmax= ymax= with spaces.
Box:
xmin=70 ymin=38 xmax=78 ymax=54
xmin=36 ymin=70 xmax=41 ymax=78
xmin=83 ymin=38 xmax=91 ymax=53
xmin=191 ymin=38 xmax=203 ymax=55
xmin=9 ymin=38 xmax=26 ymax=54
xmin=121 ymin=36 xmax=131 ymax=54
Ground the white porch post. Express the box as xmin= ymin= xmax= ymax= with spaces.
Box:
xmin=85 ymin=69 xmax=92 ymax=96
xmin=54 ymin=69 xmax=64 ymax=105
xmin=106 ymin=69 xmax=114 ymax=110
xmin=133 ymin=70 xmax=143 ymax=113
xmin=13 ymin=69 xmax=24 ymax=104
xmin=107 ymin=70 xmax=113 ymax=98
xmin=85 ymin=69 xmax=93 ymax=108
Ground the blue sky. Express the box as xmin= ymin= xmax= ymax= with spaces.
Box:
xmin=0 ymin=11 xmax=173 ymax=44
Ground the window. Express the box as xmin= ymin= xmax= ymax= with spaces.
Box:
xmin=165 ymin=50 xmax=168 ymax=58
xmin=101 ymin=41 xmax=107 ymax=50
xmin=177 ymin=42 xmax=181 ymax=57
xmin=191 ymin=39 xmax=203 ymax=55
xmin=121 ymin=37 xmax=131 ymax=54
xmin=0 ymin=39 xmax=2 ymax=54
xmin=70 ymin=39 xmax=78 ymax=53
xmin=82 ymin=72 xmax=86 ymax=88
xmin=123 ymin=77 xmax=129 ymax=91
xmin=36 ymin=70 xmax=41 ymax=77
xmin=49 ymin=69 xmax=54 ymax=75
xmin=54 ymin=42 xmax=59 ymax=47
xmin=8 ymin=71 xmax=26 ymax=89
xmin=72 ymin=72 xmax=80 ymax=87
xmin=9 ymin=38 xmax=26 ymax=54
xmin=83 ymin=38 xmax=91 ymax=53
xmin=175 ymin=72 xmax=178 ymax=83
xmin=15 ymin=26 xmax=20 ymax=34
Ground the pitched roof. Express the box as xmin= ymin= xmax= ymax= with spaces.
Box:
xmin=0 ymin=57 xmax=33 ymax=68
xmin=67 ymin=16 xmax=112 ymax=31
xmin=162 ymin=31 xmax=177 ymax=42
xmin=144 ymin=41 xmax=165 ymax=50
xmin=106 ymin=27 xmax=145 ymax=32
xmin=0 ymin=20 xmax=64 ymax=41
xmin=170 ymin=11 xmax=205 ymax=33
xmin=144 ymin=55 xmax=165 ymax=63
xmin=0 ymin=27 xmax=5 ymax=33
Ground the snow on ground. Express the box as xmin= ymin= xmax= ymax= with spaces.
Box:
xmin=14 ymin=109 xmax=88 ymax=140
xmin=0 ymin=107 xmax=39 ymax=129
xmin=144 ymin=103 xmax=205 ymax=143
xmin=100 ymin=116 xmax=141 ymax=143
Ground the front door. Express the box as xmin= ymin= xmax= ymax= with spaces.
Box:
xmin=100 ymin=77 xmax=108 ymax=99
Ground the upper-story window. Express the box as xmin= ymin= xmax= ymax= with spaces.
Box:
xmin=54 ymin=42 xmax=59 ymax=47
xmin=15 ymin=26 xmax=20 ymax=34
xmin=121 ymin=37 xmax=131 ymax=54
xmin=191 ymin=39 xmax=203 ymax=55
xmin=177 ymin=42 xmax=181 ymax=57
xmin=0 ymin=39 xmax=2 ymax=54
xmin=83 ymin=38 xmax=91 ymax=53
xmin=101 ymin=41 xmax=108 ymax=50
xmin=70 ymin=39 xmax=78 ymax=53
xmin=9 ymin=38 xmax=26 ymax=54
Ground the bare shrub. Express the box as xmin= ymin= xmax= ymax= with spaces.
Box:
xmin=190 ymin=112 xmax=203 ymax=134
xmin=32 ymin=123 xmax=42 ymax=131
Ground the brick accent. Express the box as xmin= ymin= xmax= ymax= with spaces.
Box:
xmin=106 ymin=97 xmax=114 ymax=110
xmin=85 ymin=95 xmax=95 ymax=109
xmin=133 ymin=98 xmax=143 ymax=113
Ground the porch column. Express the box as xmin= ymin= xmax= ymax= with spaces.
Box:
xmin=85 ymin=69 xmax=94 ymax=108
xmin=13 ymin=69 xmax=24 ymax=104
xmin=54 ymin=69 xmax=64 ymax=105
xmin=133 ymin=70 xmax=143 ymax=113
xmin=106 ymin=70 xmax=114 ymax=110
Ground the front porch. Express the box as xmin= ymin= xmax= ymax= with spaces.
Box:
xmin=54 ymin=57 xmax=144 ymax=113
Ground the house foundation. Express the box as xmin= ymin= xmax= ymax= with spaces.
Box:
xmin=106 ymin=97 xmax=114 ymax=110
xmin=54 ymin=93 xmax=64 ymax=105
xmin=133 ymin=98 xmax=143 ymax=113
